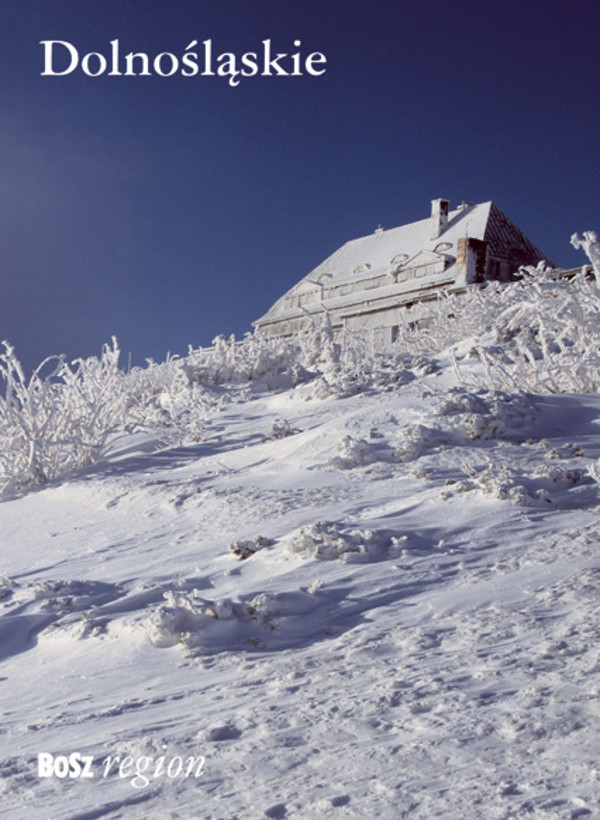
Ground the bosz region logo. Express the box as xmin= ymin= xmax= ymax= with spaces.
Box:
xmin=37 ymin=750 xmax=206 ymax=790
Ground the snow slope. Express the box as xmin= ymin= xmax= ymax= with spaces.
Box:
xmin=1 ymin=347 xmax=600 ymax=819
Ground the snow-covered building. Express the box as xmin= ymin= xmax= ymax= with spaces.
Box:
xmin=254 ymin=199 xmax=554 ymax=341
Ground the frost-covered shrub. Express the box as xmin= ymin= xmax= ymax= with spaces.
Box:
xmin=146 ymin=590 xmax=230 ymax=648
xmin=436 ymin=389 xmax=535 ymax=443
xmin=265 ymin=419 xmax=297 ymax=440
xmin=571 ymin=231 xmax=600 ymax=282
xmin=303 ymin=333 xmax=417 ymax=399
xmin=182 ymin=322 xmax=416 ymax=401
xmin=394 ymin=424 xmax=437 ymax=462
xmin=0 ymin=337 xmax=217 ymax=493
xmin=123 ymin=355 xmax=210 ymax=443
xmin=0 ymin=338 xmax=215 ymax=493
xmin=0 ymin=338 xmax=126 ymax=493
xmin=397 ymin=269 xmax=600 ymax=394
xmin=452 ymin=461 xmax=548 ymax=506
xmin=145 ymin=589 xmax=280 ymax=650
xmin=170 ymin=321 xmax=419 ymax=403
xmin=411 ymin=355 xmax=440 ymax=375
xmin=229 ymin=535 xmax=275 ymax=560
xmin=533 ymin=464 xmax=588 ymax=487
xmin=298 ymin=317 xmax=340 ymax=373
xmin=184 ymin=332 xmax=312 ymax=389
xmin=329 ymin=436 xmax=378 ymax=469
xmin=145 ymin=585 xmax=325 ymax=652
xmin=434 ymin=388 xmax=490 ymax=417
xmin=287 ymin=521 xmax=405 ymax=562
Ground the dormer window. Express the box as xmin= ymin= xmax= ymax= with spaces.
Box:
xmin=317 ymin=272 xmax=333 ymax=284
xmin=434 ymin=241 xmax=453 ymax=253
xmin=390 ymin=253 xmax=409 ymax=265
xmin=353 ymin=263 xmax=371 ymax=274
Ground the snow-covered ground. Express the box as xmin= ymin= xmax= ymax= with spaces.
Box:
xmin=2 ymin=334 xmax=600 ymax=820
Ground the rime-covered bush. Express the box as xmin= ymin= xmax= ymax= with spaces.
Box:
xmin=0 ymin=338 xmax=126 ymax=493
xmin=287 ymin=521 xmax=406 ymax=562
xmin=184 ymin=332 xmax=312 ymax=389
xmin=0 ymin=339 xmax=223 ymax=492
xmin=184 ymin=323 xmax=405 ymax=396
xmin=393 ymin=268 xmax=600 ymax=394
xmin=123 ymin=355 xmax=209 ymax=443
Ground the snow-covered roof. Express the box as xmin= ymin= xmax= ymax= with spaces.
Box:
xmin=299 ymin=201 xmax=490 ymax=287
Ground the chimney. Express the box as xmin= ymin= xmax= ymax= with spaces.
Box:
xmin=454 ymin=237 xmax=488 ymax=286
xmin=430 ymin=198 xmax=449 ymax=240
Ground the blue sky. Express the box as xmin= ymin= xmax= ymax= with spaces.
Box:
xmin=1 ymin=0 xmax=599 ymax=371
